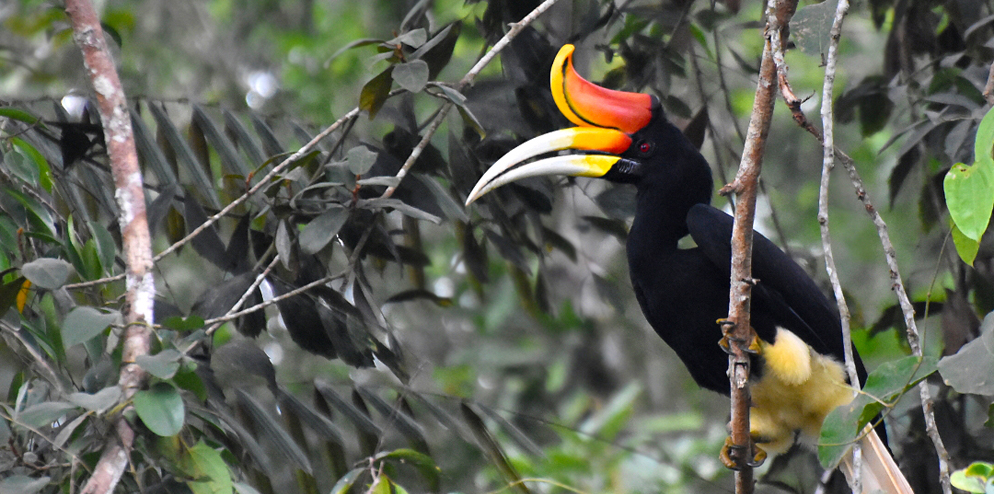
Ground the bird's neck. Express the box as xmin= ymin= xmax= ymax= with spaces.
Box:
xmin=629 ymin=156 xmax=714 ymax=252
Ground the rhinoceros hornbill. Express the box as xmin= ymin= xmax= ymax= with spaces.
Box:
xmin=466 ymin=44 xmax=911 ymax=493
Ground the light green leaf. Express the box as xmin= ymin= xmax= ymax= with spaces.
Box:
xmin=62 ymin=307 xmax=119 ymax=348
xmin=952 ymin=223 xmax=981 ymax=266
xmin=393 ymin=60 xmax=429 ymax=93
xmin=22 ymin=258 xmax=72 ymax=289
xmin=136 ymin=349 xmax=183 ymax=379
xmin=944 ymin=161 xmax=994 ymax=241
xmin=299 ymin=205 xmax=349 ymax=255
xmin=179 ymin=441 xmax=233 ymax=494
xmin=133 ymin=382 xmax=185 ymax=437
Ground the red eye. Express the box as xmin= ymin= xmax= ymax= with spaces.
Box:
xmin=639 ymin=141 xmax=652 ymax=154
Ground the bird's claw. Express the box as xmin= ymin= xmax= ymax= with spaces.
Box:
xmin=719 ymin=437 xmax=767 ymax=470
xmin=718 ymin=326 xmax=761 ymax=356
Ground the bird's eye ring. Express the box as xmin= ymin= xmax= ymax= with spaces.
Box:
xmin=637 ymin=140 xmax=654 ymax=156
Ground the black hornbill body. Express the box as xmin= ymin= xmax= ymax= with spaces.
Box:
xmin=467 ymin=45 xmax=910 ymax=491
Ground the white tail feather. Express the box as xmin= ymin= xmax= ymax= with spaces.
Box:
xmin=839 ymin=426 xmax=913 ymax=494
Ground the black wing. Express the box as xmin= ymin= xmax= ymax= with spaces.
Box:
xmin=685 ymin=204 xmax=847 ymax=363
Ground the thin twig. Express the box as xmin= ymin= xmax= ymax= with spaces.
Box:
xmin=64 ymin=1 xmax=153 ymax=493
xmin=835 ymin=149 xmax=953 ymax=494
xmin=379 ymin=0 xmax=562 ymax=200
xmin=817 ymin=0 xmax=861 ymax=491
xmin=65 ymin=106 xmax=362 ymax=290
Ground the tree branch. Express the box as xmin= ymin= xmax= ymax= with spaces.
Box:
xmin=719 ymin=1 xmax=795 ymax=491
xmin=64 ymin=1 xmax=152 ymax=493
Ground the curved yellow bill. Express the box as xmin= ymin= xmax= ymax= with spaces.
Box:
xmin=464 ymin=127 xmax=630 ymax=205
xmin=465 ymin=155 xmax=621 ymax=205
xmin=550 ymin=45 xmax=653 ymax=134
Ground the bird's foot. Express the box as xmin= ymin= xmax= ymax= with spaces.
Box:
xmin=719 ymin=437 xmax=767 ymax=470
xmin=717 ymin=320 xmax=761 ymax=355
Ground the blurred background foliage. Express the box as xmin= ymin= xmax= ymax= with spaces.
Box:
xmin=1 ymin=0 xmax=993 ymax=492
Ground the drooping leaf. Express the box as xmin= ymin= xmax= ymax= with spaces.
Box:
xmin=235 ymin=389 xmax=312 ymax=474
xmin=951 ymin=223 xmax=981 ymax=266
xmin=133 ymin=382 xmax=185 ymax=437
xmin=148 ymin=103 xmax=220 ymax=208
xmin=21 ymin=258 xmax=72 ymax=290
xmin=945 ymin=106 xmax=994 ymax=243
xmin=299 ymin=205 xmax=350 ymax=255
xmin=939 ymin=311 xmax=994 ymax=395
xmin=223 ymin=109 xmax=266 ymax=169
xmin=193 ymin=105 xmax=250 ymax=176
xmin=360 ymin=67 xmax=394 ymax=120
xmin=62 ymin=306 xmax=119 ymax=348
xmin=131 ymin=108 xmax=177 ymax=185
xmin=354 ymin=387 xmax=429 ymax=453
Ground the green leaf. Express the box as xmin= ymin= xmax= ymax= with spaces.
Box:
xmin=136 ymin=349 xmax=183 ymax=379
xmin=939 ymin=311 xmax=994 ymax=395
xmin=68 ymin=386 xmax=122 ymax=413
xmin=952 ymin=223 xmax=981 ymax=266
xmin=178 ymin=441 xmax=233 ymax=494
xmin=62 ymin=306 xmax=119 ymax=348
xmin=392 ymin=60 xmax=429 ymax=93
xmin=346 ymin=145 xmax=379 ymax=175
xmin=21 ymin=258 xmax=72 ymax=289
xmin=299 ymin=205 xmax=349 ymax=255
xmin=0 ymin=475 xmax=51 ymax=494
xmin=17 ymin=401 xmax=78 ymax=429
xmin=161 ymin=314 xmax=205 ymax=331
xmin=790 ymin=1 xmax=835 ymax=55
xmin=819 ymin=355 xmax=938 ymax=467
xmin=330 ymin=469 xmax=364 ymax=494
xmin=11 ymin=138 xmax=52 ymax=192
xmin=0 ymin=107 xmax=43 ymax=125
xmin=133 ymin=382 xmax=185 ymax=436
xmin=951 ymin=462 xmax=994 ymax=493
xmin=375 ymin=449 xmax=440 ymax=491
xmin=5 ymin=141 xmax=39 ymax=187
xmin=360 ymin=67 xmax=394 ymax=119
xmin=944 ymin=161 xmax=994 ymax=241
